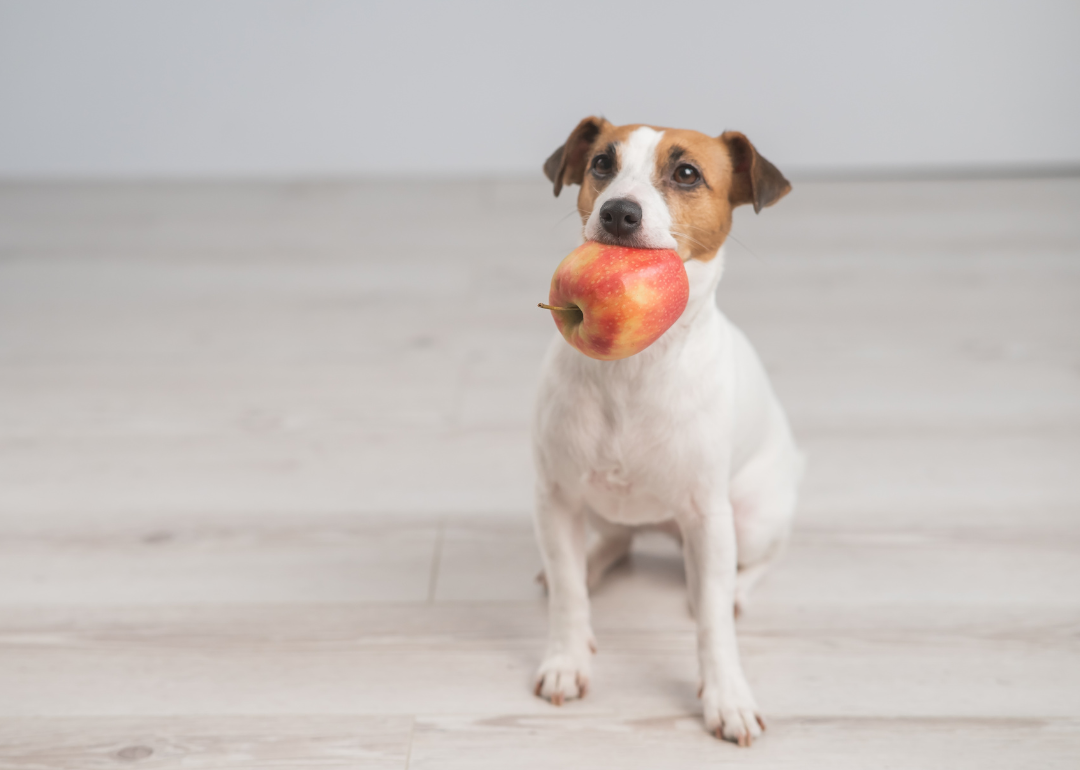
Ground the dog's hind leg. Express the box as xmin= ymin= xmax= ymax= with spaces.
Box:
xmin=537 ymin=511 xmax=633 ymax=593
xmin=730 ymin=450 xmax=802 ymax=616
xmin=734 ymin=541 xmax=786 ymax=617
xmin=584 ymin=510 xmax=634 ymax=591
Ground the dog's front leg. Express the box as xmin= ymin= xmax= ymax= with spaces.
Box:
xmin=682 ymin=498 xmax=765 ymax=746
xmin=533 ymin=488 xmax=594 ymax=705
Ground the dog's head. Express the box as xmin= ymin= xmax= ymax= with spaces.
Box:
xmin=544 ymin=118 xmax=790 ymax=261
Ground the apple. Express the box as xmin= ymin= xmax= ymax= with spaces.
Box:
xmin=539 ymin=241 xmax=689 ymax=360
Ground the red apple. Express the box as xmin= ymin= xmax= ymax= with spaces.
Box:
xmin=539 ymin=241 xmax=689 ymax=360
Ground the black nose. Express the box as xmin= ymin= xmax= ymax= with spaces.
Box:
xmin=598 ymin=198 xmax=642 ymax=238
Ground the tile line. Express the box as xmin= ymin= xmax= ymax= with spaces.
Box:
xmin=404 ymin=714 xmax=416 ymax=770
xmin=426 ymin=517 xmax=446 ymax=604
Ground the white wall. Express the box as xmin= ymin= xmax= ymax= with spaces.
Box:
xmin=1 ymin=0 xmax=1077 ymax=178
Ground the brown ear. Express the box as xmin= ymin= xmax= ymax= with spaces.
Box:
xmin=720 ymin=131 xmax=791 ymax=213
xmin=543 ymin=116 xmax=607 ymax=197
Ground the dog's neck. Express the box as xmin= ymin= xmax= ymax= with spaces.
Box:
xmin=681 ymin=248 xmax=726 ymax=324
xmin=646 ymin=248 xmax=725 ymax=351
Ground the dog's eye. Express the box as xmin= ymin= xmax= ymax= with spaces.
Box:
xmin=674 ymin=164 xmax=700 ymax=186
xmin=591 ymin=154 xmax=613 ymax=175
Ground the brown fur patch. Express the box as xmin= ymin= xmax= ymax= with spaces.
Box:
xmin=652 ymin=129 xmax=737 ymax=262
xmin=720 ymin=131 xmax=792 ymax=214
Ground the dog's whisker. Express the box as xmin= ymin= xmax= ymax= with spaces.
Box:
xmin=672 ymin=220 xmax=764 ymax=262
xmin=671 ymin=220 xmax=714 ymax=234
xmin=669 ymin=230 xmax=711 ymax=251
xmin=715 ymin=229 xmax=764 ymax=261
xmin=670 ymin=235 xmax=709 ymax=252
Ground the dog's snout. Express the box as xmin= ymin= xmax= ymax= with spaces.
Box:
xmin=599 ymin=198 xmax=643 ymax=239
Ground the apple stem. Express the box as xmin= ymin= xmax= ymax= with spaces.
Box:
xmin=538 ymin=303 xmax=577 ymax=311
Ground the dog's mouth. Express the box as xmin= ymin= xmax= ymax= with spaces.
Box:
xmin=595 ymin=231 xmax=692 ymax=263
xmin=591 ymin=229 xmax=652 ymax=250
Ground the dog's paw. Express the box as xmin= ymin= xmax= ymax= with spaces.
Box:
xmin=534 ymin=651 xmax=592 ymax=705
xmin=700 ymin=680 xmax=765 ymax=747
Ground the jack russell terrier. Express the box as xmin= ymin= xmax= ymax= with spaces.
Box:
xmin=532 ymin=117 xmax=802 ymax=746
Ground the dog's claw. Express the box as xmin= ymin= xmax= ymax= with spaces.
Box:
xmin=534 ymin=651 xmax=590 ymax=706
xmin=756 ymin=714 xmax=767 ymax=732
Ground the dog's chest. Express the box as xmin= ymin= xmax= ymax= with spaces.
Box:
xmin=566 ymin=360 xmax=726 ymax=524
xmin=580 ymin=414 xmax=674 ymax=524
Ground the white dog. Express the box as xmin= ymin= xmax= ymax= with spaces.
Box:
xmin=532 ymin=118 xmax=803 ymax=746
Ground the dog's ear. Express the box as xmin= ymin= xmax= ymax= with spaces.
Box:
xmin=544 ymin=117 xmax=607 ymax=197
xmin=720 ymin=131 xmax=791 ymax=213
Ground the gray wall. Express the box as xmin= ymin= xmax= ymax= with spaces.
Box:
xmin=1 ymin=0 xmax=1077 ymax=178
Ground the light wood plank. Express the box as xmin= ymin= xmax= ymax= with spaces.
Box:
xmin=0 ymin=515 xmax=439 ymax=605
xmin=409 ymin=713 xmax=1080 ymax=770
xmin=0 ymin=716 xmax=411 ymax=770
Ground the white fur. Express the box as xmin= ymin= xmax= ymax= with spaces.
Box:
xmin=583 ymin=127 xmax=678 ymax=250
xmin=532 ymin=131 xmax=803 ymax=744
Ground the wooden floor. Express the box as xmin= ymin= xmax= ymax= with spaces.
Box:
xmin=1 ymin=176 xmax=1078 ymax=768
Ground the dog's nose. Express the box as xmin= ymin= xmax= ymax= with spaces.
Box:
xmin=598 ymin=198 xmax=642 ymax=238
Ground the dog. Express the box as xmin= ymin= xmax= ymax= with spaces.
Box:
xmin=532 ymin=117 xmax=803 ymax=746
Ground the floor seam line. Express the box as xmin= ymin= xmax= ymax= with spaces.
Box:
xmin=404 ymin=714 xmax=416 ymax=770
xmin=426 ymin=517 xmax=446 ymax=604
